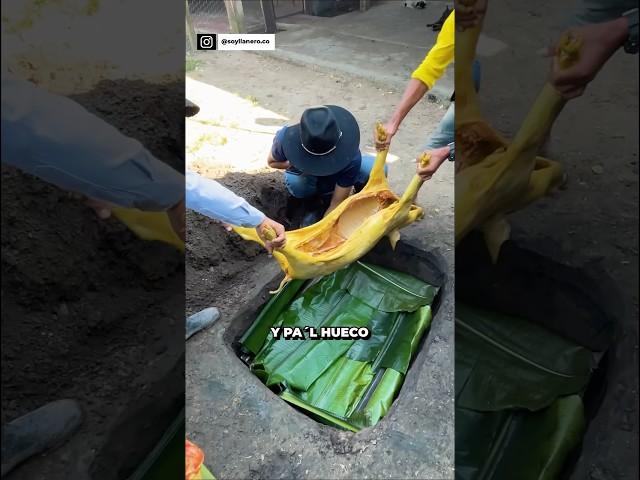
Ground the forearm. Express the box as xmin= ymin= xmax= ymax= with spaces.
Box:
xmin=388 ymin=79 xmax=429 ymax=132
xmin=325 ymin=201 xmax=341 ymax=216
xmin=267 ymin=151 xmax=290 ymax=170
xmin=325 ymin=187 xmax=351 ymax=215
xmin=325 ymin=200 xmax=339 ymax=215
xmin=185 ymin=171 xmax=265 ymax=227
xmin=1 ymin=74 xmax=183 ymax=211
xmin=269 ymin=160 xmax=291 ymax=170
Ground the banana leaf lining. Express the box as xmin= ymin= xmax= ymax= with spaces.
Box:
xmin=455 ymin=303 xmax=596 ymax=480
xmin=239 ymin=262 xmax=439 ymax=431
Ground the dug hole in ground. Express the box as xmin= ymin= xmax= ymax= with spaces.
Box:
xmin=462 ymin=1 xmax=638 ymax=478
xmin=185 ymin=44 xmax=455 ymax=480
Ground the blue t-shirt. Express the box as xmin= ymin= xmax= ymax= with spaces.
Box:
xmin=271 ymin=126 xmax=362 ymax=188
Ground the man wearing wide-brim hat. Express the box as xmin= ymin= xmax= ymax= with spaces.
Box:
xmin=268 ymin=105 xmax=385 ymax=218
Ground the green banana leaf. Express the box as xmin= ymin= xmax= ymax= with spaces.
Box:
xmin=455 ymin=304 xmax=594 ymax=479
xmin=456 ymin=304 xmax=594 ymax=412
xmin=127 ymin=410 xmax=184 ymax=480
xmin=372 ymin=306 xmax=433 ymax=373
xmin=239 ymin=279 xmax=306 ymax=355
xmin=293 ymin=357 xmax=374 ymax=419
xmin=253 ymin=292 xmax=373 ymax=390
xmin=344 ymin=261 xmax=439 ymax=311
xmin=241 ymin=262 xmax=439 ymax=431
xmin=349 ymin=368 xmax=405 ymax=430
xmin=199 ymin=464 xmax=216 ymax=480
xmin=456 ymin=395 xmax=585 ymax=480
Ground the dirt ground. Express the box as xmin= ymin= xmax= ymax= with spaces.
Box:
xmin=1 ymin=78 xmax=185 ymax=480
xmin=185 ymin=2 xmax=638 ymax=477
xmin=185 ymin=50 xmax=454 ymax=315
xmin=476 ymin=2 xmax=639 ymax=478
xmin=2 ymin=2 xmax=184 ymax=468
xmin=185 ymin=47 xmax=455 ymax=478
xmin=2 ymin=2 xmax=188 ymax=477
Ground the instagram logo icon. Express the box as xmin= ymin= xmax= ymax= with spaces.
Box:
xmin=197 ymin=34 xmax=216 ymax=50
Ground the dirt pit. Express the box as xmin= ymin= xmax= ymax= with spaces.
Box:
xmin=224 ymin=239 xmax=446 ymax=433
xmin=186 ymin=170 xmax=303 ymax=316
xmin=1 ymin=79 xmax=184 ymax=479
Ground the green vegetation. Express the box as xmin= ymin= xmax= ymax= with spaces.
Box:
xmin=187 ymin=133 xmax=214 ymax=154
xmin=245 ymin=95 xmax=259 ymax=106
xmin=187 ymin=133 xmax=227 ymax=154
xmin=186 ymin=57 xmax=201 ymax=72
xmin=196 ymin=119 xmax=222 ymax=127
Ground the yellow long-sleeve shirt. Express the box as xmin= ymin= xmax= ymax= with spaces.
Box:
xmin=411 ymin=10 xmax=455 ymax=89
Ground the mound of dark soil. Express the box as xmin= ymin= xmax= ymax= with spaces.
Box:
xmin=1 ymin=79 xmax=184 ymax=478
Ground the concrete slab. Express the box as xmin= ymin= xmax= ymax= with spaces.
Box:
xmin=263 ymin=1 xmax=455 ymax=101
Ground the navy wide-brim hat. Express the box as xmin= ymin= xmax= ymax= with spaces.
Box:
xmin=282 ymin=105 xmax=360 ymax=176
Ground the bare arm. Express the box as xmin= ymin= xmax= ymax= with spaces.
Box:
xmin=325 ymin=185 xmax=352 ymax=216
xmin=416 ymin=145 xmax=450 ymax=181
xmin=377 ymin=13 xmax=454 ymax=150
xmin=376 ymin=79 xmax=429 ymax=150
xmin=389 ymin=79 xmax=429 ymax=133
xmin=267 ymin=151 xmax=291 ymax=170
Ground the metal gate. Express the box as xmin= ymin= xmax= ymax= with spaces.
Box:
xmin=186 ymin=0 xmax=371 ymax=53
xmin=187 ymin=0 xmax=230 ymax=35
xmin=186 ymin=0 xmax=283 ymax=42
xmin=273 ymin=0 xmax=304 ymax=19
